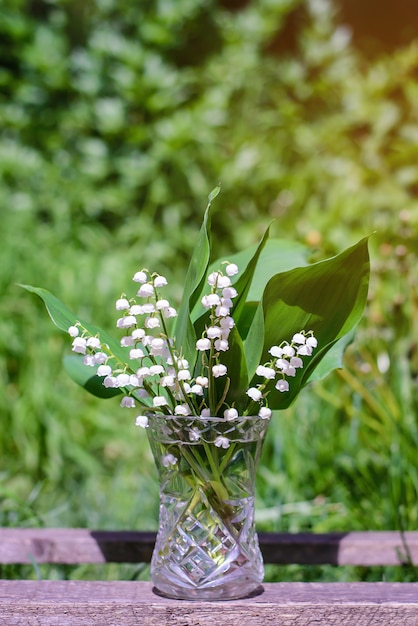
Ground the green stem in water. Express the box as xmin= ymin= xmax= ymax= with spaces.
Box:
xmin=178 ymin=445 xmax=234 ymax=520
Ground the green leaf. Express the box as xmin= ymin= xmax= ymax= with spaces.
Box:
xmin=257 ymin=236 xmax=370 ymax=409
xmin=207 ymin=184 xmax=221 ymax=203
xmin=217 ymin=326 xmax=249 ymax=412
xmin=191 ymin=238 xmax=309 ymax=325
xmin=189 ymin=235 xmax=312 ymax=397
xmin=20 ymin=284 xmax=80 ymax=333
xmin=20 ymin=284 xmax=126 ymax=361
xmin=232 ymin=225 xmax=271 ymax=328
xmin=174 ymin=191 xmax=215 ymax=367
xmin=228 ymin=238 xmax=310 ymax=303
xmin=63 ymin=355 xmax=121 ymax=398
xmin=20 ymin=284 xmax=130 ymax=398
xmin=243 ymin=301 xmax=265 ymax=380
xmin=306 ymin=329 xmax=356 ymax=383
xmin=192 ymin=226 xmax=271 ymax=395
xmin=231 ymin=237 xmax=310 ymax=384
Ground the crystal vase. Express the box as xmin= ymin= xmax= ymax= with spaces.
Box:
xmin=146 ymin=414 xmax=269 ymax=601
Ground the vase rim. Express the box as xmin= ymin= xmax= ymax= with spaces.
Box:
xmin=146 ymin=413 xmax=265 ymax=423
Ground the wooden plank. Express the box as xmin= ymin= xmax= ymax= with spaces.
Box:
xmin=1 ymin=528 xmax=418 ymax=566
xmin=0 ymin=529 xmax=155 ymax=565
xmin=259 ymin=531 xmax=418 ymax=565
xmin=0 ymin=581 xmax=418 ymax=625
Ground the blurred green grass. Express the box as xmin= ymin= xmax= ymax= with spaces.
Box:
xmin=1 ymin=0 xmax=417 ymax=582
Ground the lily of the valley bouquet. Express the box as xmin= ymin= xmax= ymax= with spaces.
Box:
xmin=23 ymin=188 xmax=370 ymax=599
xmin=23 ymin=188 xmax=370 ymax=426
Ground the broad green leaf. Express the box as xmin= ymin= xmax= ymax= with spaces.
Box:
xmin=232 ymin=225 xmax=270 ymax=328
xmin=191 ymin=238 xmax=310 ymax=324
xmin=234 ymin=301 xmax=259 ymax=341
xmin=243 ymin=301 xmax=265 ymax=380
xmin=20 ymin=285 xmax=127 ymax=360
xmin=20 ymin=284 xmax=80 ymax=333
xmin=20 ymin=284 xmax=130 ymax=398
xmin=189 ymin=235 xmax=311 ymax=393
xmin=306 ymin=329 xmax=356 ymax=383
xmin=256 ymin=237 xmax=370 ymax=409
xmin=224 ymin=237 xmax=309 ymax=385
xmin=227 ymin=238 xmax=310 ymax=303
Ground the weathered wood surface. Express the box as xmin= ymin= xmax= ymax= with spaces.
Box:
xmin=1 ymin=528 xmax=418 ymax=566
xmin=0 ymin=581 xmax=417 ymax=626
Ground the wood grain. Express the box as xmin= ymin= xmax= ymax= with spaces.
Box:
xmin=1 ymin=528 xmax=417 ymax=565
xmin=1 ymin=581 xmax=418 ymax=626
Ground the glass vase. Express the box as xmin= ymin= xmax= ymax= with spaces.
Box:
xmin=146 ymin=414 xmax=269 ymax=601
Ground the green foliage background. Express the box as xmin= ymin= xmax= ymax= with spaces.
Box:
xmin=1 ymin=0 xmax=418 ymax=581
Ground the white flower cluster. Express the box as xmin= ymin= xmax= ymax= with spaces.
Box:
xmin=196 ymin=263 xmax=238 ymax=369
xmin=245 ymin=332 xmax=318 ymax=418
xmin=67 ymin=262 xmax=318 ymax=449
